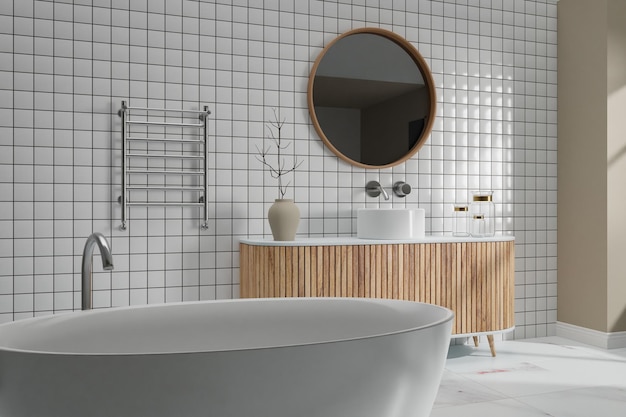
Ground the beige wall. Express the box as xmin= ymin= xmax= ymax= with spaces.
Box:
xmin=558 ymin=0 xmax=626 ymax=333
xmin=607 ymin=0 xmax=626 ymax=332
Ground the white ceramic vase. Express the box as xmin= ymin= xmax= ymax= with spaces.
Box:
xmin=268 ymin=199 xmax=300 ymax=241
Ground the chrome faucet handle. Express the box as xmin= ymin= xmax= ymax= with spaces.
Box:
xmin=393 ymin=181 xmax=411 ymax=197
xmin=365 ymin=181 xmax=389 ymax=200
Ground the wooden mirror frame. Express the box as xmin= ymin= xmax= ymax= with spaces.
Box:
xmin=307 ymin=27 xmax=437 ymax=169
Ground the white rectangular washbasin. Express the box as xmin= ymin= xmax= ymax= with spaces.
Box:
xmin=357 ymin=208 xmax=425 ymax=240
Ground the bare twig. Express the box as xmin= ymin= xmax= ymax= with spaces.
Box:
xmin=257 ymin=109 xmax=302 ymax=198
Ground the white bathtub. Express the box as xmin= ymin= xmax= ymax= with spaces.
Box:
xmin=0 ymin=297 xmax=453 ymax=417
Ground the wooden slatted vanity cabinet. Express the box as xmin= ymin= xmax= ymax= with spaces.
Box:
xmin=240 ymin=236 xmax=515 ymax=356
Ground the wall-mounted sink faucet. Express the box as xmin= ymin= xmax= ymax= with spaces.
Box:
xmin=81 ymin=232 xmax=114 ymax=310
xmin=365 ymin=181 xmax=389 ymax=200
xmin=393 ymin=181 xmax=412 ymax=198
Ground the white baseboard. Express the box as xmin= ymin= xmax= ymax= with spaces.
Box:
xmin=556 ymin=321 xmax=626 ymax=349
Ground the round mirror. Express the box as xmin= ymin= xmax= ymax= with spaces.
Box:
xmin=308 ymin=28 xmax=436 ymax=169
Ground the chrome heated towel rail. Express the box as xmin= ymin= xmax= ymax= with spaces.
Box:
xmin=117 ymin=101 xmax=211 ymax=230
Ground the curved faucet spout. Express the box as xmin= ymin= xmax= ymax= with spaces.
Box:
xmin=365 ymin=180 xmax=389 ymax=200
xmin=378 ymin=184 xmax=390 ymax=200
xmin=82 ymin=232 xmax=114 ymax=310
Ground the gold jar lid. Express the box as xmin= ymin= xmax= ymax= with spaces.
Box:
xmin=473 ymin=214 xmax=485 ymax=219
xmin=454 ymin=206 xmax=469 ymax=211
xmin=473 ymin=195 xmax=492 ymax=202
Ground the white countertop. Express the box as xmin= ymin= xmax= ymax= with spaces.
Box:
xmin=239 ymin=235 xmax=515 ymax=247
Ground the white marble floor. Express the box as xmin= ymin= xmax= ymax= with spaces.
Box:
xmin=432 ymin=336 xmax=626 ymax=417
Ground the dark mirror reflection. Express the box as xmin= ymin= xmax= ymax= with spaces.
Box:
xmin=308 ymin=29 xmax=435 ymax=168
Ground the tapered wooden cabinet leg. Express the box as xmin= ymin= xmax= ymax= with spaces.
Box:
xmin=487 ymin=334 xmax=496 ymax=357
xmin=473 ymin=336 xmax=479 ymax=347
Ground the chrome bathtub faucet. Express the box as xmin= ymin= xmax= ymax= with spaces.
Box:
xmin=81 ymin=232 xmax=114 ymax=310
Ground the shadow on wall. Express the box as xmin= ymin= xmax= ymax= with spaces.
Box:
xmin=607 ymin=83 xmax=626 ymax=168
xmin=607 ymin=141 xmax=626 ymax=167
xmin=608 ymin=0 xmax=626 ymax=98
xmin=610 ymin=306 xmax=626 ymax=333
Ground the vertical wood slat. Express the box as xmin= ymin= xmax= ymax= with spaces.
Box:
xmin=340 ymin=246 xmax=346 ymax=296
xmin=270 ymin=247 xmax=277 ymax=297
xmin=240 ymin=240 xmax=515 ymax=335
xmin=402 ymin=245 xmax=409 ymax=300
xmin=278 ymin=247 xmax=286 ymax=297
xmin=453 ymin=243 xmax=460 ymax=333
xmin=434 ymin=244 xmax=440 ymax=305
xmin=477 ymin=242 xmax=483 ymax=333
xmin=422 ymin=244 xmax=428 ymax=303
xmin=323 ymin=246 xmax=330 ymax=297
xmin=364 ymin=246 xmax=371 ymax=298
xmin=446 ymin=244 xmax=453 ymax=312
xmin=485 ymin=241 xmax=492 ymax=330
xmin=264 ymin=246 xmax=271 ymax=297
xmin=331 ymin=246 xmax=337 ymax=296
xmin=316 ymin=246 xmax=323 ymax=296
xmin=375 ymin=245 xmax=382 ymax=298
xmin=386 ymin=245 xmax=393 ymax=299
xmin=353 ymin=245 xmax=365 ymax=297
xmin=409 ymin=244 xmax=416 ymax=301
xmin=253 ymin=246 xmax=261 ymax=298
xmin=297 ymin=247 xmax=304 ymax=297
xmin=439 ymin=244 xmax=446 ymax=314
xmin=460 ymin=242 xmax=468 ymax=335
xmin=240 ymin=244 xmax=249 ymax=298
xmin=469 ymin=243 xmax=475 ymax=336
xmin=500 ymin=241 xmax=506 ymax=328
xmin=507 ymin=241 xmax=515 ymax=328
xmin=304 ymin=246 xmax=310 ymax=297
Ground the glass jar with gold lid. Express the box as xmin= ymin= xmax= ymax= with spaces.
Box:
xmin=470 ymin=191 xmax=495 ymax=237
xmin=452 ymin=204 xmax=470 ymax=237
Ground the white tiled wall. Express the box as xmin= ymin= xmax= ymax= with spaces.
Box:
xmin=0 ymin=0 xmax=557 ymax=338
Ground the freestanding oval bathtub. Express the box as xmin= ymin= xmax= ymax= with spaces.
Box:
xmin=0 ymin=297 xmax=453 ymax=417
